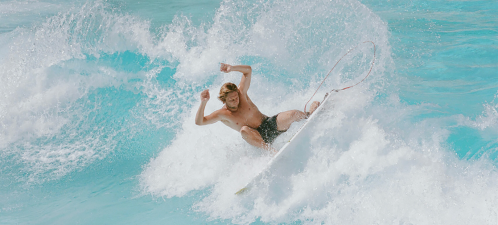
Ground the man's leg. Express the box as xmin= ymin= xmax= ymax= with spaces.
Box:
xmin=240 ymin=126 xmax=275 ymax=152
xmin=276 ymin=101 xmax=320 ymax=130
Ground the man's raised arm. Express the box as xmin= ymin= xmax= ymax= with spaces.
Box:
xmin=220 ymin=63 xmax=252 ymax=95
xmin=195 ymin=89 xmax=220 ymax=125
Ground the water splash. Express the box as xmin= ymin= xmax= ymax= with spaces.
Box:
xmin=139 ymin=0 xmax=498 ymax=224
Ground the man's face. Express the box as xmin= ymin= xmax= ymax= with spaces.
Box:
xmin=225 ymin=91 xmax=239 ymax=111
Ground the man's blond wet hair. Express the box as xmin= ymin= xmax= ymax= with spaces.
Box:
xmin=218 ymin=82 xmax=238 ymax=103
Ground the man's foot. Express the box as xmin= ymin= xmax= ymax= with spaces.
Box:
xmin=305 ymin=101 xmax=320 ymax=118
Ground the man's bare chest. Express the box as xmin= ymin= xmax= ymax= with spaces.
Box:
xmin=224 ymin=105 xmax=264 ymax=128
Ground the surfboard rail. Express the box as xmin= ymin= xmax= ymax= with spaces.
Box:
xmin=235 ymin=93 xmax=332 ymax=195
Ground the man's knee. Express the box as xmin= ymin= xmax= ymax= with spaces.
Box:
xmin=291 ymin=110 xmax=306 ymax=120
xmin=240 ymin=126 xmax=262 ymax=143
xmin=240 ymin=126 xmax=252 ymax=136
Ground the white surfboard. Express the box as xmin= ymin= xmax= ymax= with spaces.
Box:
xmin=235 ymin=92 xmax=332 ymax=195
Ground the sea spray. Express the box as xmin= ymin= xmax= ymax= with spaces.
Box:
xmin=0 ymin=1 xmax=180 ymax=183
xmin=139 ymin=0 xmax=498 ymax=224
xmin=0 ymin=0 xmax=496 ymax=224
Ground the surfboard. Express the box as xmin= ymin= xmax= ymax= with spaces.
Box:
xmin=235 ymin=92 xmax=332 ymax=195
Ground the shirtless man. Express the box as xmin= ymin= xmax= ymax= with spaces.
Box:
xmin=195 ymin=63 xmax=319 ymax=152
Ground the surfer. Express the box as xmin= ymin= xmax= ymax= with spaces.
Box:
xmin=195 ymin=63 xmax=320 ymax=152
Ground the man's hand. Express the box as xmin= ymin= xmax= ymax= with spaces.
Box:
xmin=200 ymin=89 xmax=210 ymax=102
xmin=220 ymin=63 xmax=232 ymax=73
xmin=196 ymin=89 xmax=220 ymax=126
xmin=220 ymin=63 xmax=252 ymax=95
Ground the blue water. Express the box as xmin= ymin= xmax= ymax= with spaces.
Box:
xmin=1 ymin=0 xmax=497 ymax=224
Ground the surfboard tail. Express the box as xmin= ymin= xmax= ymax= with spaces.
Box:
xmin=235 ymin=187 xmax=249 ymax=195
xmin=235 ymin=182 xmax=254 ymax=195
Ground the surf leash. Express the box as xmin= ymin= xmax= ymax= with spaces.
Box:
xmin=304 ymin=41 xmax=376 ymax=113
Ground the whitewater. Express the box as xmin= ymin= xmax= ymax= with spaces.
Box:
xmin=1 ymin=0 xmax=497 ymax=224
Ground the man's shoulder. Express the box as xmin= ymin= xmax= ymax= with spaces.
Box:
xmin=238 ymin=91 xmax=249 ymax=102
xmin=213 ymin=107 xmax=230 ymax=117
xmin=213 ymin=108 xmax=235 ymax=124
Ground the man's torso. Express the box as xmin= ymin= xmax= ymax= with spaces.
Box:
xmin=219 ymin=93 xmax=266 ymax=131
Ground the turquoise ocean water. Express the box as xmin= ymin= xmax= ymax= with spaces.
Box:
xmin=1 ymin=0 xmax=497 ymax=224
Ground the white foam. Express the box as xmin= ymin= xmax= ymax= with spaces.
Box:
xmin=0 ymin=0 xmax=169 ymax=182
xmin=453 ymin=91 xmax=498 ymax=145
xmin=467 ymin=93 xmax=498 ymax=131
xmin=139 ymin=0 xmax=498 ymax=224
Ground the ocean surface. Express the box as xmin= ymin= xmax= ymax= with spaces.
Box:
xmin=1 ymin=0 xmax=497 ymax=224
